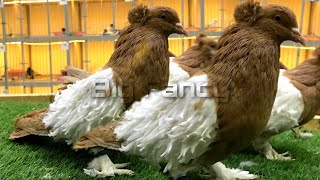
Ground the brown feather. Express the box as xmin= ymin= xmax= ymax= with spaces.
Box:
xmin=127 ymin=5 xmax=149 ymax=25
xmin=234 ymin=0 xmax=261 ymax=24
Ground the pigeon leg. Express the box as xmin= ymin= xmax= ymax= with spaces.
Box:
xmin=207 ymin=162 xmax=258 ymax=180
xmin=83 ymin=154 xmax=134 ymax=177
xmin=253 ymin=134 xmax=294 ymax=161
xmin=292 ymin=127 xmax=313 ymax=139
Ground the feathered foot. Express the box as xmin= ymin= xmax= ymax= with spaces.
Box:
xmin=10 ymin=108 xmax=49 ymax=140
xmin=265 ymin=149 xmax=294 ymax=161
xmin=84 ymin=154 xmax=134 ymax=177
xmin=207 ymin=162 xmax=258 ymax=180
xmin=292 ymin=128 xmax=313 ymax=139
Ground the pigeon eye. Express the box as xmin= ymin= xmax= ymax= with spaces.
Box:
xmin=274 ymin=15 xmax=281 ymax=22
xmin=160 ymin=15 xmax=166 ymax=19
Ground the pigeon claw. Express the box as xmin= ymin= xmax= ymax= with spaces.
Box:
xmin=83 ymin=154 xmax=134 ymax=177
xmin=265 ymin=149 xmax=295 ymax=161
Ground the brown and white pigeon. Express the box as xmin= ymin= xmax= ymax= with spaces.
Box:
xmin=10 ymin=51 xmax=179 ymax=139
xmin=10 ymin=5 xmax=187 ymax=144
xmin=253 ymin=46 xmax=320 ymax=160
xmin=73 ymin=1 xmax=305 ymax=179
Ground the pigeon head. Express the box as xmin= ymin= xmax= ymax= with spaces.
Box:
xmin=128 ymin=5 xmax=188 ymax=36
xmin=173 ymin=34 xmax=217 ymax=76
xmin=234 ymin=0 xmax=306 ymax=45
xmin=196 ymin=33 xmax=218 ymax=53
xmin=181 ymin=33 xmax=217 ymax=59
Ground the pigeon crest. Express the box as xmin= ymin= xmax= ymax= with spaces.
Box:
xmin=234 ymin=0 xmax=261 ymax=24
xmin=128 ymin=5 xmax=150 ymax=25
xmin=196 ymin=33 xmax=207 ymax=46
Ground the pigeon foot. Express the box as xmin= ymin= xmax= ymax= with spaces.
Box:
xmin=208 ymin=162 xmax=258 ymax=180
xmin=265 ymin=149 xmax=294 ymax=161
xmin=83 ymin=154 xmax=134 ymax=177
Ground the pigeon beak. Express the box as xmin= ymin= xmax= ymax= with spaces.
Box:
xmin=291 ymin=28 xmax=306 ymax=46
xmin=175 ymin=23 xmax=188 ymax=36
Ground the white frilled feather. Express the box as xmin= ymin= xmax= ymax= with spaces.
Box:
xmin=43 ymin=68 xmax=125 ymax=143
xmin=168 ymin=58 xmax=190 ymax=85
xmin=212 ymin=162 xmax=259 ymax=180
xmin=115 ymin=75 xmax=217 ymax=174
xmin=264 ymin=69 xmax=304 ymax=134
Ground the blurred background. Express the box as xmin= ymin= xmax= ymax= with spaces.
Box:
xmin=0 ymin=0 xmax=319 ymax=94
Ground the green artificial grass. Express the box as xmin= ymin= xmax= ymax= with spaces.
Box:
xmin=0 ymin=102 xmax=319 ymax=180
